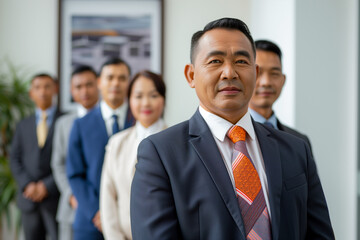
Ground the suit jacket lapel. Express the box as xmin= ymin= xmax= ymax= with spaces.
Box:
xmin=188 ymin=110 xmax=246 ymax=239
xmin=95 ymin=106 xmax=109 ymax=142
xmin=253 ymin=121 xmax=282 ymax=240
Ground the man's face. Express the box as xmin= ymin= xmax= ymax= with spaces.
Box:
xmin=249 ymin=50 xmax=286 ymax=110
xmin=29 ymin=76 xmax=57 ymax=110
xmin=71 ymin=71 xmax=99 ymax=109
xmin=185 ymin=28 xmax=257 ymax=123
xmin=98 ymin=63 xmax=130 ymax=108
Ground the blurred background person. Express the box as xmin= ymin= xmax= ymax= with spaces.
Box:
xmin=51 ymin=65 xmax=99 ymax=240
xmin=66 ymin=58 xmax=135 ymax=240
xmin=10 ymin=73 xmax=62 ymax=240
xmin=100 ymin=70 xmax=166 ymax=239
xmin=249 ymin=39 xmax=312 ymax=152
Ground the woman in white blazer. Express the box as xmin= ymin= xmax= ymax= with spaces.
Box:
xmin=100 ymin=70 xmax=166 ymax=240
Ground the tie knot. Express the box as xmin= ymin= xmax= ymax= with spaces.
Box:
xmin=112 ymin=114 xmax=118 ymax=120
xmin=41 ymin=111 xmax=47 ymax=120
xmin=263 ymin=121 xmax=274 ymax=128
xmin=227 ymin=125 xmax=246 ymax=143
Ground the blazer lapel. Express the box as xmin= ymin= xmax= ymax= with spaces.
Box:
xmin=188 ymin=110 xmax=246 ymax=239
xmin=94 ymin=106 xmax=109 ymax=142
xmin=253 ymin=122 xmax=282 ymax=240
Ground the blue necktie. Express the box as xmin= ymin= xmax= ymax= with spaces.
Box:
xmin=112 ymin=114 xmax=120 ymax=135
xmin=263 ymin=121 xmax=274 ymax=129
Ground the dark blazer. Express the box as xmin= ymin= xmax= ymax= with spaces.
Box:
xmin=131 ymin=110 xmax=334 ymax=240
xmin=10 ymin=110 xmax=63 ymax=212
xmin=277 ymin=119 xmax=313 ymax=155
xmin=66 ymin=105 xmax=134 ymax=233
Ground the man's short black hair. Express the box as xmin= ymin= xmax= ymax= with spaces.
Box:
xmin=31 ymin=73 xmax=56 ymax=83
xmin=255 ymin=39 xmax=282 ymax=63
xmin=190 ymin=17 xmax=256 ymax=63
xmin=71 ymin=65 xmax=97 ymax=78
xmin=99 ymin=58 xmax=131 ymax=76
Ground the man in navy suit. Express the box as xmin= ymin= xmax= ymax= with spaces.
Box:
xmin=67 ymin=58 xmax=135 ymax=240
xmin=11 ymin=73 xmax=62 ymax=240
xmin=249 ymin=39 xmax=312 ymax=153
xmin=131 ymin=18 xmax=334 ymax=239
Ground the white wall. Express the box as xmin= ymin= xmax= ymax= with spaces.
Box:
xmin=0 ymin=0 xmax=58 ymax=76
xmin=295 ymin=0 xmax=358 ymax=239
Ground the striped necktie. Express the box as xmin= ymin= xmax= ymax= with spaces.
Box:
xmin=227 ymin=125 xmax=272 ymax=240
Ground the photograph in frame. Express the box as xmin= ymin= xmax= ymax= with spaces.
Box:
xmin=58 ymin=0 xmax=163 ymax=111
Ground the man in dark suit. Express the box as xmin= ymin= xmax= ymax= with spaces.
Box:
xmin=67 ymin=58 xmax=135 ymax=240
xmin=249 ymin=40 xmax=312 ymax=152
xmin=130 ymin=18 xmax=334 ymax=239
xmin=11 ymin=73 xmax=62 ymax=240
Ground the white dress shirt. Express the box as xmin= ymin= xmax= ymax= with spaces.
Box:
xmin=199 ymin=106 xmax=272 ymax=217
xmin=100 ymin=100 xmax=128 ymax=136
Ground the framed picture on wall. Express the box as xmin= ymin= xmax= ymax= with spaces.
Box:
xmin=58 ymin=0 xmax=163 ymax=111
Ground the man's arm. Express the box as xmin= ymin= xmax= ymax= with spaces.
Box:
xmin=130 ymin=138 xmax=180 ymax=240
xmin=10 ymin=122 xmax=33 ymax=192
xmin=66 ymin=119 xmax=100 ymax=222
xmin=304 ymin=142 xmax=335 ymax=239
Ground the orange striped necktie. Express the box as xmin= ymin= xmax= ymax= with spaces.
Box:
xmin=227 ymin=125 xmax=272 ymax=240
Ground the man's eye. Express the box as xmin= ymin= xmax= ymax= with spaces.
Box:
xmin=209 ymin=59 xmax=221 ymax=64
xmin=236 ymin=60 xmax=248 ymax=64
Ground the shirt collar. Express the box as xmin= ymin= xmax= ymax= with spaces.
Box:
xmin=199 ymin=106 xmax=256 ymax=142
xmin=100 ymin=100 xmax=128 ymax=120
xmin=249 ymin=108 xmax=278 ymax=129
xmin=135 ymin=118 xmax=166 ymax=140
xmin=35 ymin=105 xmax=57 ymax=124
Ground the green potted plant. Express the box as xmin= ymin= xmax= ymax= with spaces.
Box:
xmin=0 ymin=59 xmax=34 ymax=239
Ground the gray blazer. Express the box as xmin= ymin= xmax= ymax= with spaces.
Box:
xmin=51 ymin=112 xmax=77 ymax=223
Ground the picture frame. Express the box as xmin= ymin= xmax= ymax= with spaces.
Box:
xmin=57 ymin=0 xmax=163 ymax=111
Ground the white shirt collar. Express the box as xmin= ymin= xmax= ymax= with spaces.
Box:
xmin=77 ymin=104 xmax=88 ymax=118
xmin=135 ymin=118 xmax=166 ymax=141
xmin=199 ymin=106 xmax=256 ymax=142
xmin=100 ymin=100 xmax=128 ymax=120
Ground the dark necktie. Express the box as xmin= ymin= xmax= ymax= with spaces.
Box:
xmin=227 ymin=125 xmax=272 ymax=239
xmin=263 ymin=121 xmax=274 ymax=129
xmin=112 ymin=114 xmax=120 ymax=135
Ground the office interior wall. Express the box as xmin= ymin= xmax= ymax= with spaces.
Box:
xmin=295 ymin=0 xmax=358 ymax=239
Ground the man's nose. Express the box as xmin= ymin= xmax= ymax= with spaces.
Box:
xmin=257 ymin=73 xmax=271 ymax=86
xmin=221 ymin=62 xmax=237 ymax=80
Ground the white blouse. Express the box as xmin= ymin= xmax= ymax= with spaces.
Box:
xmin=100 ymin=119 xmax=166 ymax=240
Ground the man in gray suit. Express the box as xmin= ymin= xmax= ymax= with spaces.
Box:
xmin=11 ymin=73 xmax=62 ymax=240
xmin=51 ymin=65 xmax=99 ymax=240
xmin=249 ymin=40 xmax=312 ymax=151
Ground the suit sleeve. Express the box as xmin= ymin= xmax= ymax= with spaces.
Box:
xmin=130 ymin=138 xmax=181 ymax=240
xmin=304 ymin=142 xmax=335 ymax=239
xmin=10 ymin=122 xmax=32 ymax=191
xmin=51 ymin=118 xmax=73 ymax=201
xmin=100 ymin=140 xmax=126 ymax=240
xmin=66 ymin=119 xmax=99 ymax=221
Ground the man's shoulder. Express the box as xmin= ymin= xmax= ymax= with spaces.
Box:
xmin=277 ymin=120 xmax=311 ymax=144
xmin=146 ymin=120 xmax=190 ymax=144
xmin=56 ymin=112 xmax=77 ymax=125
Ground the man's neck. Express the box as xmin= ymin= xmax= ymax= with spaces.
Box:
xmin=104 ymin=100 xmax=123 ymax=110
xmin=250 ymin=107 xmax=273 ymax=120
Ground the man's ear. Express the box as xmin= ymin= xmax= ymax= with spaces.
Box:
xmin=184 ymin=64 xmax=195 ymax=88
